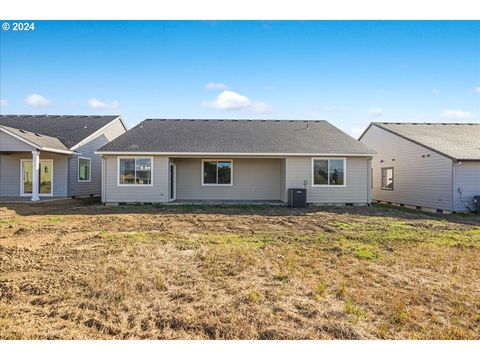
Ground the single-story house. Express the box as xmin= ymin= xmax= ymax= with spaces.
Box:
xmin=0 ymin=115 xmax=126 ymax=201
xmin=96 ymin=119 xmax=375 ymax=205
xmin=359 ymin=122 xmax=480 ymax=213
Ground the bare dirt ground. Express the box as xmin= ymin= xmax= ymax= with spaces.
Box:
xmin=1 ymin=198 xmax=479 ymax=339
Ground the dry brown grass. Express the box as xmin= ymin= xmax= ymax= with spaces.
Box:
xmin=0 ymin=199 xmax=479 ymax=339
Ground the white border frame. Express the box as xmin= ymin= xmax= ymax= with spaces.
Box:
xmin=201 ymin=159 xmax=234 ymax=186
xmin=78 ymin=156 xmax=92 ymax=182
xmin=311 ymin=157 xmax=347 ymax=188
xmin=20 ymin=159 xmax=54 ymax=197
xmin=117 ymin=156 xmax=154 ymax=187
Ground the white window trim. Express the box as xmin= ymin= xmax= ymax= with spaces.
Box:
xmin=78 ymin=156 xmax=92 ymax=182
xmin=381 ymin=166 xmax=394 ymax=191
xmin=311 ymin=157 xmax=347 ymax=187
xmin=117 ymin=156 xmax=154 ymax=187
xmin=20 ymin=159 xmax=54 ymax=196
xmin=201 ymin=159 xmax=234 ymax=186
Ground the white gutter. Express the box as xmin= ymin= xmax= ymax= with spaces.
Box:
xmin=95 ymin=151 xmax=374 ymax=157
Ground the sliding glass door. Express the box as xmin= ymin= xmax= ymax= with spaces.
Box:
xmin=21 ymin=160 xmax=53 ymax=196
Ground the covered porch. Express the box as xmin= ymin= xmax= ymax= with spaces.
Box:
xmin=167 ymin=157 xmax=287 ymax=203
xmin=0 ymin=125 xmax=74 ymax=202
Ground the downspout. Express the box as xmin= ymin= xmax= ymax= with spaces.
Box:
xmin=367 ymin=158 xmax=373 ymax=206
xmin=101 ymin=156 xmax=106 ymax=204
xmin=452 ymin=160 xmax=455 ymax=212
xmin=67 ymin=155 xmax=71 ymax=197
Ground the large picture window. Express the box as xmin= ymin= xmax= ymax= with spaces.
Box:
xmin=78 ymin=157 xmax=91 ymax=182
xmin=118 ymin=157 xmax=152 ymax=185
xmin=381 ymin=167 xmax=394 ymax=191
xmin=312 ymin=158 xmax=346 ymax=186
xmin=202 ymin=160 xmax=233 ymax=186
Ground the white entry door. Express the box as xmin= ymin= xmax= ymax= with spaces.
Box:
xmin=21 ymin=159 xmax=53 ymax=196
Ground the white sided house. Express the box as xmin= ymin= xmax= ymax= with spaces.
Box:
xmin=0 ymin=115 xmax=126 ymax=201
xmin=96 ymin=119 xmax=375 ymax=205
xmin=360 ymin=122 xmax=480 ymax=213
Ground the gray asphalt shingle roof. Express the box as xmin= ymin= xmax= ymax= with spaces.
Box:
xmin=0 ymin=115 xmax=120 ymax=149
xmin=98 ymin=119 xmax=374 ymax=155
xmin=0 ymin=125 xmax=71 ymax=152
xmin=368 ymin=122 xmax=480 ymax=160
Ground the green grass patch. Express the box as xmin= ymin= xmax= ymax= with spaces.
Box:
xmin=333 ymin=221 xmax=362 ymax=230
xmin=47 ymin=217 xmax=64 ymax=223
xmin=355 ymin=245 xmax=379 ymax=260
xmin=247 ymin=290 xmax=263 ymax=303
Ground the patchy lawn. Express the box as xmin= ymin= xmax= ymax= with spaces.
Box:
xmin=0 ymin=199 xmax=479 ymax=339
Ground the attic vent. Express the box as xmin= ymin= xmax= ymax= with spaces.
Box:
xmin=34 ymin=133 xmax=42 ymax=137
xmin=19 ymin=129 xmax=27 ymax=133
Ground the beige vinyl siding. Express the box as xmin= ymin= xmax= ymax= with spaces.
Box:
xmin=0 ymin=152 xmax=69 ymax=197
xmin=175 ymin=158 xmax=282 ymax=200
xmin=285 ymin=156 xmax=370 ymax=204
xmin=103 ymin=155 xmax=169 ymax=203
xmin=69 ymin=118 xmax=126 ymax=196
xmin=361 ymin=125 xmax=453 ymax=210
xmin=453 ymin=161 xmax=480 ymax=212
xmin=0 ymin=131 xmax=35 ymax=151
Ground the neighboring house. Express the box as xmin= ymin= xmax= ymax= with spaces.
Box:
xmin=0 ymin=115 xmax=127 ymax=201
xmin=359 ymin=122 xmax=480 ymax=213
xmin=96 ymin=119 xmax=375 ymax=205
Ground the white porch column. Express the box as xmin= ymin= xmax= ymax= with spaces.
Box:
xmin=31 ymin=150 xmax=40 ymax=201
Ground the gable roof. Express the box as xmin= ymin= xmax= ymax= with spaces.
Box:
xmin=0 ymin=115 xmax=122 ymax=149
xmin=98 ymin=119 xmax=375 ymax=155
xmin=359 ymin=122 xmax=480 ymax=160
xmin=0 ymin=125 xmax=73 ymax=154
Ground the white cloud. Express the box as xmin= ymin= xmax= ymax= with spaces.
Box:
xmin=25 ymin=93 xmax=51 ymax=107
xmin=432 ymin=88 xmax=440 ymax=95
xmin=0 ymin=99 xmax=8 ymax=107
xmin=475 ymin=87 xmax=480 ymax=94
xmin=202 ymin=90 xmax=272 ymax=114
xmin=441 ymin=109 xmax=476 ymax=121
xmin=350 ymin=127 xmax=366 ymax=139
xmin=88 ymin=98 xmax=120 ymax=109
xmin=205 ymin=82 xmax=229 ymax=91
xmin=368 ymin=108 xmax=383 ymax=117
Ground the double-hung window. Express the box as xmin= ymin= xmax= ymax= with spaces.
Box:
xmin=78 ymin=157 xmax=91 ymax=182
xmin=118 ymin=157 xmax=152 ymax=185
xmin=202 ymin=160 xmax=233 ymax=186
xmin=381 ymin=167 xmax=394 ymax=191
xmin=312 ymin=158 xmax=346 ymax=186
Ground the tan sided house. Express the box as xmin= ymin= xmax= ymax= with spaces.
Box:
xmin=96 ymin=119 xmax=375 ymax=205
xmin=359 ymin=122 xmax=480 ymax=213
xmin=0 ymin=115 xmax=126 ymax=201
